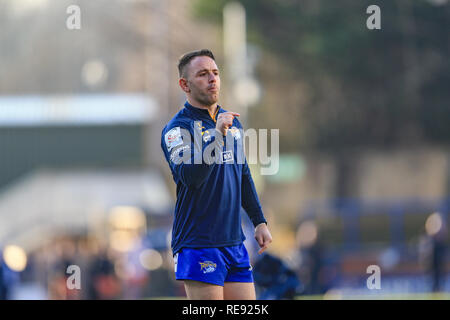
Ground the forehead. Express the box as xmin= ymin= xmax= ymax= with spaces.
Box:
xmin=188 ymin=56 xmax=219 ymax=74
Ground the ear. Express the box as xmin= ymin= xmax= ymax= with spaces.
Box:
xmin=179 ymin=78 xmax=190 ymax=93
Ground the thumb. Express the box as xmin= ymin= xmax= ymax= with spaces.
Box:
xmin=258 ymin=243 xmax=268 ymax=255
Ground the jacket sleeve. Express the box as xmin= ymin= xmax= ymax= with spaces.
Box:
xmin=161 ymin=122 xmax=223 ymax=189
xmin=241 ymin=159 xmax=267 ymax=227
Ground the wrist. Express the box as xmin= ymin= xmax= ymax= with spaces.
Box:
xmin=255 ymin=222 xmax=267 ymax=229
xmin=215 ymin=128 xmax=226 ymax=136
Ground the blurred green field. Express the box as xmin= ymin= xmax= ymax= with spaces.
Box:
xmin=147 ymin=293 xmax=450 ymax=300
xmin=296 ymin=292 xmax=450 ymax=300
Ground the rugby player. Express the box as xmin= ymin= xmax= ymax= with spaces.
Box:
xmin=161 ymin=49 xmax=272 ymax=300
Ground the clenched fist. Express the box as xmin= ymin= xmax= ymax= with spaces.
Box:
xmin=255 ymin=223 xmax=272 ymax=254
xmin=215 ymin=111 xmax=240 ymax=136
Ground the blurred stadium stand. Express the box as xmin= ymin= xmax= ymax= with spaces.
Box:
xmin=0 ymin=168 xmax=172 ymax=250
xmin=0 ymin=94 xmax=157 ymax=189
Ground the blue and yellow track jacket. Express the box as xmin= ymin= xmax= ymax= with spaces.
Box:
xmin=161 ymin=101 xmax=267 ymax=254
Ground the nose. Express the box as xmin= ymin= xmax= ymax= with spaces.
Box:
xmin=208 ymin=72 xmax=216 ymax=83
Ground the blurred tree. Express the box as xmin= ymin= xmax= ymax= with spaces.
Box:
xmin=0 ymin=0 xmax=223 ymax=117
xmin=193 ymin=0 xmax=450 ymax=151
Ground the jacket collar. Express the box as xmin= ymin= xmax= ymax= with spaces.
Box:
xmin=184 ymin=101 xmax=220 ymax=123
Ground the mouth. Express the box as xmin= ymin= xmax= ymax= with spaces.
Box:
xmin=208 ymin=86 xmax=218 ymax=93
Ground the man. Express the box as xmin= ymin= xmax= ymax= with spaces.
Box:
xmin=161 ymin=49 xmax=272 ymax=300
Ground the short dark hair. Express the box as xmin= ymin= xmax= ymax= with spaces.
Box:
xmin=177 ymin=49 xmax=215 ymax=78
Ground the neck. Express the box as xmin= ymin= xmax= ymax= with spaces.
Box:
xmin=187 ymin=97 xmax=217 ymax=114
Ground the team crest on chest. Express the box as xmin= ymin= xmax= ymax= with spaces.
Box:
xmin=203 ymin=130 xmax=212 ymax=143
xmin=228 ymin=126 xmax=241 ymax=140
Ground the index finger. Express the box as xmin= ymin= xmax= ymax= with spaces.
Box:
xmin=226 ymin=112 xmax=240 ymax=117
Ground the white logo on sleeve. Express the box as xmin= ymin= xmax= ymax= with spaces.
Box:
xmin=170 ymin=144 xmax=190 ymax=164
xmin=165 ymin=127 xmax=183 ymax=151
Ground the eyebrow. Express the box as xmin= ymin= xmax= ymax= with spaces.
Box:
xmin=195 ymin=68 xmax=219 ymax=75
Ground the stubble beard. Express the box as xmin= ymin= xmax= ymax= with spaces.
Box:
xmin=194 ymin=90 xmax=219 ymax=108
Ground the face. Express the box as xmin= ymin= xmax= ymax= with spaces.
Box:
xmin=180 ymin=56 xmax=220 ymax=107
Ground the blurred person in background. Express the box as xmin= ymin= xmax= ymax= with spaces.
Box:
xmin=430 ymin=234 xmax=447 ymax=292
xmin=142 ymin=250 xmax=177 ymax=298
xmin=46 ymin=238 xmax=80 ymax=300
xmin=420 ymin=213 xmax=448 ymax=292
xmin=296 ymin=220 xmax=329 ymax=295
xmin=0 ymin=254 xmax=8 ymax=300
xmin=0 ymin=249 xmax=24 ymax=300
xmin=252 ymin=253 xmax=300 ymax=300
xmin=87 ymin=246 xmax=121 ymax=300
xmin=302 ymin=238 xmax=324 ymax=294
xmin=161 ymin=49 xmax=272 ymax=300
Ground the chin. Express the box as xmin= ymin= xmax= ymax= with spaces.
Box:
xmin=207 ymin=96 xmax=219 ymax=105
xmin=198 ymin=93 xmax=219 ymax=106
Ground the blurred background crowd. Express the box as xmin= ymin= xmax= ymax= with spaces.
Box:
xmin=0 ymin=0 xmax=449 ymax=299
